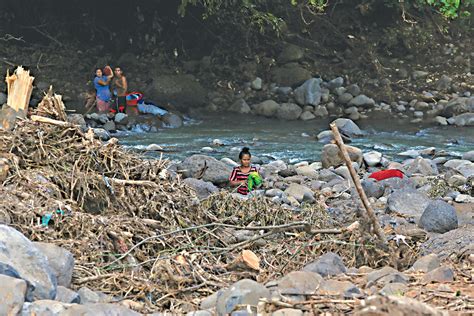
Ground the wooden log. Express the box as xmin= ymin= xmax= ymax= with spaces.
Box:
xmin=31 ymin=115 xmax=72 ymax=127
xmin=330 ymin=122 xmax=386 ymax=244
xmin=5 ymin=66 xmax=34 ymax=112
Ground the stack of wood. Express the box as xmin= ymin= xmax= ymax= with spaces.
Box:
xmin=35 ymin=86 xmax=67 ymax=121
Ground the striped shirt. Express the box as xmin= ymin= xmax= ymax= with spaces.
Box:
xmin=229 ymin=166 xmax=258 ymax=195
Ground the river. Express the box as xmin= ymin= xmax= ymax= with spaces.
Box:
xmin=119 ymin=113 xmax=473 ymax=163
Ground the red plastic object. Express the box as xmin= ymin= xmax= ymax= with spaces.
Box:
xmin=103 ymin=65 xmax=112 ymax=76
xmin=368 ymin=169 xmax=404 ymax=181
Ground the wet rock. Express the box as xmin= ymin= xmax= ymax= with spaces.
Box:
xmin=299 ymin=111 xmax=316 ymax=120
xmin=276 ymin=271 xmax=323 ymax=295
xmin=387 ymin=188 xmax=431 ymax=219
xmin=272 ymin=308 xmax=303 ymax=316
xmin=321 ymin=144 xmax=362 ymax=168
xmin=442 ymin=97 xmax=470 ymax=117
xmin=251 ymin=77 xmax=262 ymax=90
xmin=145 ymin=74 xmax=206 ymax=111
xmin=284 ymin=183 xmax=313 ymax=203
xmin=55 ymin=285 xmax=80 ymax=304
xmin=276 ymin=103 xmax=303 ymax=120
xmin=462 ymin=150 xmax=474 ymax=162
xmin=216 ymin=279 xmax=271 ymax=315
xmin=271 ymin=64 xmax=312 ymax=87
xmin=302 ymin=252 xmax=346 ymax=277
xmin=422 ymin=266 xmax=454 ymax=283
xmin=146 ymin=144 xmax=163 ymax=151
xmin=33 ymin=242 xmax=74 ymax=288
xmin=0 ymin=274 xmax=27 ymax=315
xmin=327 ymin=77 xmax=344 ymax=90
xmin=380 ymin=283 xmax=407 ymax=296
xmin=362 ymin=178 xmax=384 ymax=199
xmin=447 ymin=112 xmax=474 ymax=126
xmin=178 ymin=155 xmax=232 ymax=185
xmin=252 ymin=100 xmax=279 ymax=117
xmin=364 ymin=151 xmax=382 ymax=166
xmin=319 ymin=280 xmax=361 ymax=298
xmin=366 ymin=266 xmax=408 ymax=287
xmin=183 ymin=178 xmax=219 ymax=199
xmin=294 ymin=78 xmax=323 ymax=106
xmin=0 ymin=225 xmax=56 ymax=301
xmin=162 ymin=113 xmax=183 ymax=128
xmin=348 ymin=95 xmax=375 ymax=108
xmin=332 ymin=118 xmax=363 ymax=137
xmin=278 ymin=44 xmax=305 ymax=63
xmin=419 ymin=200 xmax=458 ymax=233
xmin=410 ymin=254 xmax=440 ymax=273
xmin=338 ymin=92 xmax=353 ymax=104
xmin=229 ymin=99 xmax=251 ymax=114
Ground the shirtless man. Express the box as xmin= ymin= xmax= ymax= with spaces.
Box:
xmin=112 ymin=67 xmax=128 ymax=113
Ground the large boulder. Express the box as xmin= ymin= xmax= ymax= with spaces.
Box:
xmin=270 ymin=64 xmax=312 ymax=87
xmin=284 ymin=183 xmax=314 ymax=203
xmin=294 ymin=78 xmax=323 ymax=106
xmin=183 ymin=178 xmax=219 ymax=199
xmin=144 ymin=74 xmax=207 ymax=111
xmin=276 ymin=103 xmax=303 ymax=120
xmin=348 ymin=94 xmax=375 ymax=108
xmin=321 ymin=144 xmax=363 ymax=168
xmin=441 ymin=97 xmax=470 ymax=117
xmin=386 ymin=188 xmax=431 ymax=220
xmin=177 ymin=155 xmax=232 ymax=186
xmin=420 ymin=226 xmax=474 ymax=259
xmin=419 ymin=200 xmax=458 ymax=233
xmin=252 ymin=100 xmax=279 ymax=117
xmin=403 ymin=157 xmax=439 ymax=176
xmin=278 ymin=44 xmax=305 ymax=63
xmin=0 ymin=225 xmax=57 ymax=301
xmin=447 ymin=113 xmax=474 ymax=126
xmin=332 ymin=118 xmax=363 ymax=137
xmin=33 ymin=242 xmax=74 ymax=288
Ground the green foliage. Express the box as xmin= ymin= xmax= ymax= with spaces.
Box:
xmin=415 ymin=0 xmax=473 ymax=18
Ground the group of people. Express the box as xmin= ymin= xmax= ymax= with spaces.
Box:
xmin=94 ymin=66 xmax=128 ymax=113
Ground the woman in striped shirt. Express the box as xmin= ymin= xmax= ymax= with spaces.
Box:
xmin=229 ymin=147 xmax=259 ymax=195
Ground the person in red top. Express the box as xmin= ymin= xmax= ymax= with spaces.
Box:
xmin=229 ymin=147 xmax=259 ymax=195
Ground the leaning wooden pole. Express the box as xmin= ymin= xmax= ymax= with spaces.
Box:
xmin=330 ymin=123 xmax=386 ymax=243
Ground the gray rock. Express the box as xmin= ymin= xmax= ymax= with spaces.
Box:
xmin=162 ymin=113 xmax=183 ymax=128
xmin=216 ymin=279 xmax=271 ymax=315
xmin=278 ymin=45 xmax=305 ymax=63
xmin=144 ymin=74 xmax=206 ymax=111
xmin=321 ymin=144 xmax=362 ymax=168
xmin=276 ymin=103 xmax=303 ymax=120
xmin=318 ymin=169 xmax=343 ymax=182
xmin=271 ymin=64 xmax=312 ymax=87
xmin=92 ymin=128 xmax=111 ymax=141
xmin=319 ymin=280 xmax=361 ymax=298
xmin=55 ymin=285 xmax=80 ymax=303
xmin=313 ymin=105 xmax=329 ymax=117
xmin=33 ymin=242 xmax=74 ymax=288
xmin=327 ymin=77 xmax=344 ymax=90
xmin=421 ymin=226 xmax=474 ymax=259
xmin=367 ymin=266 xmax=409 ymax=287
xmin=187 ymin=311 xmax=213 ymax=316
xmin=363 ymin=151 xmax=382 ymax=166
xmin=272 ymin=308 xmax=303 ymax=316
xmin=337 ymin=93 xmax=353 ymax=104
xmin=67 ymin=114 xmax=87 ymax=128
xmin=348 ymin=95 xmax=375 ymax=108
xmin=380 ymin=283 xmax=407 ymax=296
xmin=332 ymin=118 xmax=363 ymax=137
xmin=251 ymin=77 xmax=262 ymax=90
xmin=77 ymin=287 xmax=113 ymax=304
xmin=21 ymin=300 xmax=70 ymax=315
xmin=441 ymin=97 xmax=470 ymax=117
xmin=64 ymin=303 xmax=141 ymax=315
xmin=410 ymin=254 xmax=440 ymax=273
xmin=434 ymin=116 xmax=448 ymax=125
xmin=276 ymin=87 xmax=293 ymax=96
xmin=0 ymin=274 xmax=27 ymax=315
xmin=448 ymin=112 xmax=474 ymax=126
xmin=284 ymin=183 xmax=313 ymax=202
xmin=447 ymin=174 xmax=467 ymax=187
xmin=403 ymin=157 xmax=439 ymax=176
xmin=412 ymin=70 xmax=429 ymax=80
xmin=0 ymin=225 xmax=56 ymax=301
xmin=265 ymin=188 xmax=284 ymax=198
xmin=277 ymin=271 xmax=323 ymax=295
xmin=362 ymin=178 xmax=384 ymax=199
xmin=183 ymin=178 xmax=219 ymax=199
xmin=462 ymin=150 xmax=474 ymax=162
xmin=387 ymin=188 xmax=431 ymax=220
xmin=419 ymin=200 xmax=458 ymax=233
xmin=0 ymin=104 xmax=27 ymax=130
xmin=229 ymin=99 xmax=251 ymax=114
xmin=294 ymin=78 xmax=322 ymax=106
xmin=220 ymin=157 xmax=239 ymax=167
xmin=302 ymin=252 xmax=346 ymax=277
xmin=295 ymin=165 xmax=318 ymax=179
xmin=178 ymin=155 xmax=232 ymax=185
xmin=114 ymin=113 xmax=128 ymax=124
xmin=422 ymin=266 xmax=454 ymax=283
xmin=299 ymin=111 xmax=316 ymax=121
xmin=346 ymin=84 xmax=361 ymax=96
xmin=252 ymin=100 xmax=279 ymax=117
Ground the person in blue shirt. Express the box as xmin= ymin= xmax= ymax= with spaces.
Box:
xmin=93 ymin=67 xmax=113 ymax=112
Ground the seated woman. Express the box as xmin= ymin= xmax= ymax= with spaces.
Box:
xmin=229 ymin=147 xmax=261 ymax=195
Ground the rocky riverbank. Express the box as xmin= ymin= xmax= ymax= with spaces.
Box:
xmin=0 ymin=111 xmax=472 ymax=314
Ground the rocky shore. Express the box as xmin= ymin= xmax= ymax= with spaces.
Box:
xmin=1 ymin=113 xmax=473 ymax=315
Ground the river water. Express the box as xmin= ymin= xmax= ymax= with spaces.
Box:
xmin=119 ymin=114 xmax=473 ymax=163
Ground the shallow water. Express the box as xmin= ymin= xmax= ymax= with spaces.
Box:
xmin=119 ymin=113 xmax=474 ymax=163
